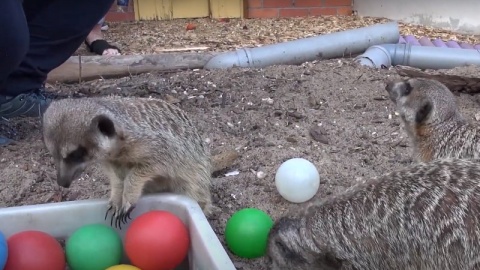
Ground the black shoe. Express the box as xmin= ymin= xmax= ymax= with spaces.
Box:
xmin=0 ymin=88 xmax=52 ymax=119
xmin=0 ymin=88 xmax=52 ymax=146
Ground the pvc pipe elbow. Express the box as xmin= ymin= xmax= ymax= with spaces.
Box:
xmin=354 ymin=45 xmax=392 ymax=68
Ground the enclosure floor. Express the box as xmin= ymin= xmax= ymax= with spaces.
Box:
xmin=75 ymin=16 xmax=480 ymax=56
xmin=2 ymin=59 xmax=480 ymax=269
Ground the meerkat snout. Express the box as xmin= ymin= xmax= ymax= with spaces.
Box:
xmin=55 ymin=146 xmax=90 ymax=188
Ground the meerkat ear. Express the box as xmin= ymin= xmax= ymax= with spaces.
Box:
xmin=415 ymin=101 xmax=433 ymax=123
xmin=90 ymin=114 xmax=117 ymax=138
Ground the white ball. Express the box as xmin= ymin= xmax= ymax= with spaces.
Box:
xmin=275 ymin=158 xmax=320 ymax=203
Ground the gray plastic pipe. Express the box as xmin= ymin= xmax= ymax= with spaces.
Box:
xmin=355 ymin=43 xmax=480 ymax=69
xmin=204 ymin=22 xmax=400 ymax=69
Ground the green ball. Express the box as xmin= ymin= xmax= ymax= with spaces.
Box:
xmin=66 ymin=224 xmax=123 ymax=270
xmin=225 ymin=208 xmax=274 ymax=259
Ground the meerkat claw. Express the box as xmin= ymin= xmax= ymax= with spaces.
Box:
xmin=110 ymin=211 xmax=117 ymax=227
xmin=111 ymin=207 xmax=132 ymax=230
xmin=116 ymin=204 xmax=136 ymax=227
xmin=126 ymin=204 xmax=136 ymax=219
xmin=116 ymin=213 xmax=124 ymax=230
xmin=122 ymin=212 xmax=129 ymax=224
xmin=119 ymin=217 xmax=123 ymax=230
xmin=105 ymin=205 xmax=113 ymax=221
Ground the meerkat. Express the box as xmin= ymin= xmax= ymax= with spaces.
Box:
xmin=42 ymin=96 xmax=238 ymax=228
xmin=385 ymin=77 xmax=480 ymax=162
xmin=267 ymin=158 xmax=480 ymax=270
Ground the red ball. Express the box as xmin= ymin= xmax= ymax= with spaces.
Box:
xmin=5 ymin=230 xmax=66 ymax=270
xmin=125 ymin=210 xmax=190 ymax=270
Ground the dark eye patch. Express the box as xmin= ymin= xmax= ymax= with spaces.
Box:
xmin=65 ymin=146 xmax=88 ymax=164
xmin=402 ymin=81 xmax=413 ymax=96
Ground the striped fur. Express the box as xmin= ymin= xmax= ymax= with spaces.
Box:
xmin=42 ymin=96 xmax=230 ymax=224
xmin=268 ymin=158 xmax=480 ymax=270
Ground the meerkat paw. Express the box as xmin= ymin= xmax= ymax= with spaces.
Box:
xmin=200 ymin=201 xmax=221 ymax=218
xmin=206 ymin=205 xmax=222 ymax=218
xmin=107 ymin=189 xmax=141 ymax=229
xmin=116 ymin=200 xmax=136 ymax=229
xmin=104 ymin=195 xmax=135 ymax=229
xmin=105 ymin=200 xmax=136 ymax=230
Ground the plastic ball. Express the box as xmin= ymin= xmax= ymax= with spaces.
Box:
xmin=125 ymin=210 xmax=190 ymax=270
xmin=4 ymin=230 xmax=65 ymax=270
xmin=65 ymin=224 xmax=123 ymax=270
xmin=106 ymin=264 xmax=141 ymax=270
xmin=0 ymin=231 xmax=8 ymax=270
xmin=225 ymin=208 xmax=274 ymax=259
xmin=275 ymin=158 xmax=320 ymax=203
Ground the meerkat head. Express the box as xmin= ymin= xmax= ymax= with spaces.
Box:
xmin=42 ymin=99 xmax=124 ymax=188
xmin=385 ymin=78 xmax=462 ymax=132
xmin=267 ymin=217 xmax=343 ymax=270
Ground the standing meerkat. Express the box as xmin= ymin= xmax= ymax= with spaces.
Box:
xmin=267 ymin=158 xmax=480 ymax=270
xmin=42 ymin=96 xmax=238 ymax=228
xmin=385 ymin=77 xmax=480 ymax=162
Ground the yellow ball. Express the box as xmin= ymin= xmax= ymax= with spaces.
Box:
xmin=106 ymin=264 xmax=141 ymax=270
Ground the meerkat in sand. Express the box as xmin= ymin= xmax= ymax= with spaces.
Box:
xmin=42 ymin=96 xmax=238 ymax=227
xmin=385 ymin=77 xmax=480 ymax=162
xmin=267 ymin=158 xmax=480 ymax=270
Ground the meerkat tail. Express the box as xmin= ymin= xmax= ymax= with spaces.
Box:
xmin=210 ymin=149 xmax=240 ymax=173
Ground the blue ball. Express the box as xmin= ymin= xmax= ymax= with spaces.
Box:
xmin=0 ymin=230 xmax=7 ymax=270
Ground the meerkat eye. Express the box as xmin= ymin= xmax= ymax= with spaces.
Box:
xmin=65 ymin=146 xmax=88 ymax=163
xmin=403 ymin=81 xmax=413 ymax=96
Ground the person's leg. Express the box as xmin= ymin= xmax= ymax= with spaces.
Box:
xmin=0 ymin=0 xmax=29 ymax=94
xmin=1 ymin=0 xmax=114 ymax=97
xmin=0 ymin=0 xmax=29 ymax=145
xmin=0 ymin=0 xmax=114 ymax=145
xmin=85 ymin=19 xmax=121 ymax=56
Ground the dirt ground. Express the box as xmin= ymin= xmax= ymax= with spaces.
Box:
xmin=3 ymin=58 xmax=480 ymax=269
xmin=77 ymin=16 xmax=480 ymax=56
xmin=2 ymin=16 xmax=480 ymax=270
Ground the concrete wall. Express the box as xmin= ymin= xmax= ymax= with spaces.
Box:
xmin=353 ymin=0 xmax=480 ymax=34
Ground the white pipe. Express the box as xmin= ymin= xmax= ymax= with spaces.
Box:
xmin=204 ymin=22 xmax=400 ymax=69
xmin=355 ymin=43 xmax=480 ymax=69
